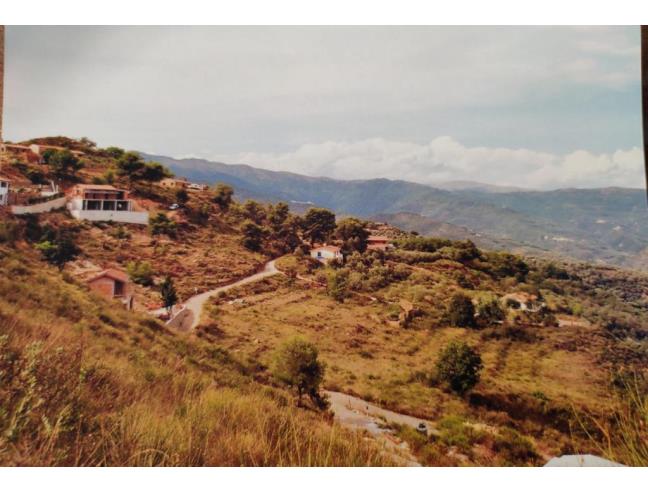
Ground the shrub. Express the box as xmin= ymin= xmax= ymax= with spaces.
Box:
xmin=447 ymin=293 xmax=476 ymax=327
xmin=493 ymin=428 xmax=539 ymax=465
xmin=478 ymin=298 xmax=505 ymax=326
xmin=149 ymin=213 xmax=177 ymax=237
xmin=435 ymin=341 xmax=483 ymax=395
xmin=327 ymin=268 xmax=350 ymax=302
xmin=35 ymin=229 xmax=79 ymax=270
xmin=126 ymin=261 xmax=154 ymax=286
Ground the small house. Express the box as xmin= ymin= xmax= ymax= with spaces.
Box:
xmin=160 ymin=177 xmax=189 ymax=189
xmin=86 ymin=269 xmax=134 ymax=309
xmin=187 ymin=182 xmax=208 ymax=192
xmin=310 ymin=245 xmax=343 ymax=263
xmin=367 ymin=235 xmax=394 ymax=251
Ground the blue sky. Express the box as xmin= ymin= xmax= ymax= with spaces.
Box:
xmin=4 ymin=26 xmax=643 ymax=189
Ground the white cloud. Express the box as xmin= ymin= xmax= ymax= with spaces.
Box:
xmin=212 ymin=137 xmax=644 ymax=190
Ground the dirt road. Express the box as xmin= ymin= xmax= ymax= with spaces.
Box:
xmin=325 ymin=390 xmax=436 ymax=466
xmin=165 ymin=259 xmax=280 ymax=332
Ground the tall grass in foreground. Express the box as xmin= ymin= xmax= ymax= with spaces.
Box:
xmin=578 ymin=376 xmax=647 ymax=466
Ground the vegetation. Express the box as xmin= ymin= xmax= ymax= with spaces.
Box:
xmin=335 ymin=217 xmax=369 ymax=254
xmin=0 ymin=248 xmax=389 ymax=466
xmin=302 ymin=208 xmax=336 ymax=245
xmin=435 ymin=341 xmax=483 ymax=395
xmin=447 ymin=293 xmax=476 ymax=327
xmin=212 ymin=183 xmax=234 ymax=211
xmin=160 ymin=276 xmax=178 ymax=313
xmin=272 ymin=338 xmax=326 ymax=408
xmin=149 ymin=213 xmax=178 ymax=237
xmin=126 ymin=261 xmax=155 ymax=286
xmin=35 ymin=228 xmax=79 ymax=270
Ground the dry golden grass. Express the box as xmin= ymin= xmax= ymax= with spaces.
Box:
xmin=0 ymin=246 xmax=391 ymax=466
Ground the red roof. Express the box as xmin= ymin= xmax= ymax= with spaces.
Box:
xmin=368 ymin=235 xmax=391 ymax=242
xmin=86 ymin=269 xmax=129 ymax=284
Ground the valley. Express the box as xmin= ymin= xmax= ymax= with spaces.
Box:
xmin=0 ymin=137 xmax=646 ymax=466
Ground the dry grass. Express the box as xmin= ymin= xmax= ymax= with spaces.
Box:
xmin=0 ymin=246 xmax=391 ymax=466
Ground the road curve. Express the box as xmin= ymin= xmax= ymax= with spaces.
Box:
xmin=166 ymin=259 xmax=280 ymax=332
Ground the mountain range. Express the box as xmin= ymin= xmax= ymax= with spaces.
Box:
xmin=143 ymin=153 xmax=648 ymax=271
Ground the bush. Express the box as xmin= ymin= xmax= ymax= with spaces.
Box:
xmin=493 ymin=428 xmax=539 ymax=465
xmin=478 ymin=298 xmax=505 ymax=326
xmin=35 ymin=228 xmax=80 ymax=270
xmin=447 ymin=293 xmax=476 ymax=327
xmin=149 ymin=213 xmax=177 ymax=237
xmin=126 ymin=261 xmax=154 ymax=286
xmin=327 ymin=268 xmax=350 ymax=302
xmin=435 ymin=341 xmax=483 ymax=395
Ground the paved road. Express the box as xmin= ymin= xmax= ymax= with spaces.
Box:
xmin=325 ymin=390 xmax=437 ymax=466
xmin=165 ymin=259 xmax=280 ymax=332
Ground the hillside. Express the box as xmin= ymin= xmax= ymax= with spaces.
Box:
xmin=0 ymin=137 xmax=646 ymax=466
xmin=144 ymin=153 xmax=648 ymax=271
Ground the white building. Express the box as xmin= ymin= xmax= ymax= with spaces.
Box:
xmin=0 ymin=176 xmax=10 ymax=206
xmin=67 ymin=184 xmax=149 ymax=224
xmin=310 ymin=245 xmax=344 ymax=263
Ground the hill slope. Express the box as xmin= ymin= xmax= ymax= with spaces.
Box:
xmin=143 ymin=153 xmax=648 ymax=270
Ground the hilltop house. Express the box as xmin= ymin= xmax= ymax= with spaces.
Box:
xmin=310 ymin=245 xmax=344 ymax=263
xmin=67 ymin=184 xmax=149 ymax=224
xmin=160 ymin=177 xmax=208 ymax=192
xmin=187 ymin=182 xmax=208 ymax=191
xmin=86 ymin=269 xmax=134 ymax=310
xmin=0 ymin=176 xmax=9 ymax=206
xmin=160 ymin=177 xmax=189 ymax=189
xmin=367 ymin=235 xmax=394 ymax=251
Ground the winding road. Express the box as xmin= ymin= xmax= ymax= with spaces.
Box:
xmin=164 ymin=259 xmax=280 ymax=332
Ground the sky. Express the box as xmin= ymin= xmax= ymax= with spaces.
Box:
xmin=4 ymin=26 xmax=644 ymax=189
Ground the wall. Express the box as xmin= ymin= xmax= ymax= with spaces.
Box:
xmin=11 ymin=196 xmax=68 ymax=215
xmin=69 ymin=208 xmax=149 ymax=225
xmin=87 ymin=277 xmax=116 ymax=299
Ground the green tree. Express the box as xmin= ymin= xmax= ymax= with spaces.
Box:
xmin=212 ymin=183 xmax=234 ymax=211
xmin=335 ymin=217 xmax=369 ymax=254
xmin=47 ymin=150 xmax=83 ymax=178
xmin=478 ymin=298 xmax=506 ymax=325
xmin=116 ymin=151 xmax=145 ymax=184
xmin=436 ymin=341 xmax=483 ymax=395
xmin=268 ymin=202 xmax=290 ymax=233
xmin=149 ymin=213 xmax=177 ymax=237
xmin=272 ymin=337 xmax=325 ymax=407
xmin=104 ymin=146 xmax=125 ymax=159
xmin=160 ymin=276 xmax=178 ymax=314
xmin=327 ymin=268 xmax=350 ymax=302
xmin=302 ymin=208 xmax=336 ymax=245
xmin=35 ymin=229 xmax=79 ymax=270
xmin=175 ymin=187 xmax=189 ymax=205
xmin=126 ymin=261 xmax=154 ymax=286
xmin=242 ymin=200 xmax=265 ymax=224
xmin=447 ymin=293 xmax=476 ymax=327
xmin=241 ymin=220 xmax=265 ymax=251
xmin=140 ymin=161 xmax=171 ymax=189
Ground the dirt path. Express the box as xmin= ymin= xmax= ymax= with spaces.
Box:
xmin=325 ymin=390 xmax=436 ymax=466
xmin=163 ymin=259 xmax=280 ymax=332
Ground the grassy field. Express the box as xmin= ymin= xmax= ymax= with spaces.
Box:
xmin=200 ymin=256 xmax=626 ymax=465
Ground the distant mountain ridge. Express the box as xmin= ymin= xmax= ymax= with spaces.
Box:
xmin=142 ymin=152 xmax=648 ymax=271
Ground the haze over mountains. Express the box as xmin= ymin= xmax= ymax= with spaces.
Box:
xmin=143 ymin=153 xmax=648 ymax=271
